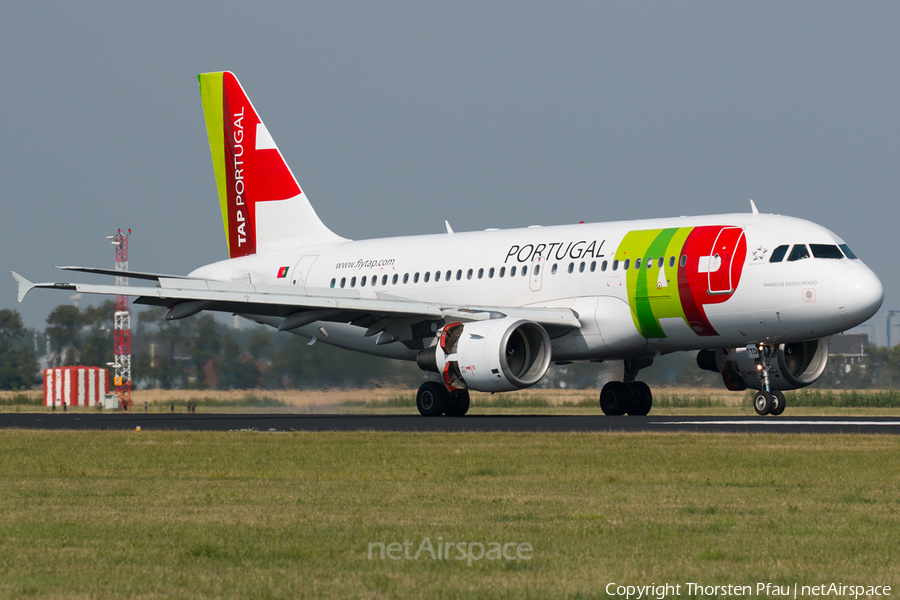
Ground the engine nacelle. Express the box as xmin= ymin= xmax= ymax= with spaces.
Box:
xmin=417 ymin=318 xmax=552 ymax=393
xmin=697 ymin=339 xmax=830 ymax=391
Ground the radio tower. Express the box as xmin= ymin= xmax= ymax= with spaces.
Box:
xmin=109 ymin=229 xmax=132 ymax=411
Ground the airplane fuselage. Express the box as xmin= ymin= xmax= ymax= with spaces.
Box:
xmin=189 ymin=211 xmax=882 ymax=363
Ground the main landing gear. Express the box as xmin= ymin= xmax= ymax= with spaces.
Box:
xmin=751 ymin=343 xmax=786 ymax=416
xmin=600 ymin=358 xmax=654 ymax=416
xmin=416 ymin=381 xmax=470 ymax=417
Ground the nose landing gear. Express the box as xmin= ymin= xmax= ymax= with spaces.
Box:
xmin=751 ymin=343 xmax=787 ymax=416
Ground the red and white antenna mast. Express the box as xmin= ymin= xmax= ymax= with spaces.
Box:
xmin=108 ymin=229 xmax=132 ymax=411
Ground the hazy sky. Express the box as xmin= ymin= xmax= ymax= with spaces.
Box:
xmin=2 ymin=2 xmax=898 ymax=342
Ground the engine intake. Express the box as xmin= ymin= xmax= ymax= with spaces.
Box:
xmin=417 ymin=318 xmax=552 ymax=393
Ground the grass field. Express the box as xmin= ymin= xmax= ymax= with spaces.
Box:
xmin=1 ymin=430 xmax=898 ymax=599
xmin=5 ymin=387 xmax=900 ymax=416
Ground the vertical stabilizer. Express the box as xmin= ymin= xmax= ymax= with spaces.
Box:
xmin=197 ymin=72 xmax=347 ymax=258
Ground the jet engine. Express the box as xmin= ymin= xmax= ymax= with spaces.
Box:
xmin=697 ymin=339 xmax=830 ymax=391
xmin=417 ymin=318 xmax=552 ymax=393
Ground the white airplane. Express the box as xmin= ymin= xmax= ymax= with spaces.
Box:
xmin=12 ymin=72 xmax=884 ymax=417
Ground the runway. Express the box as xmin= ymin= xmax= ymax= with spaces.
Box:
xmin=2 ymin=413 xmax=900 ymax=434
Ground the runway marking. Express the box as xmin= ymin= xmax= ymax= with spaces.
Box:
xmin=657 ymin=420 xmax=900 ymax=426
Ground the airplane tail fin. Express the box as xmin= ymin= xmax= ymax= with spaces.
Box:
xmin=197 ymin=72 xmax=346 ymax=258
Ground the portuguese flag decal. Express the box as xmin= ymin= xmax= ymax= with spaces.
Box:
xmin=277 ymin=266 xmax=290 ymax=279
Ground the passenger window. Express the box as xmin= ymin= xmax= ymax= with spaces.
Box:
xmin=840 ymin=244 xmax=858 ymax=259
xmin=478 ymin=268 xmax=484 ymax=279
xmin=613 ymin=259 xmax=619 ymax=271
xmin=623 ymin=259 xmax=630 ymax=270
xmin=382 ymin=275 xmax=388 ymax=286
xmin=788 ymin=245 xmax=810 ymax=262
xmin=668 ymin=256 xmax=675 ymax=268
xmin=579 ymin=262 xmax=585 ymax=273
xmin=350 ymin=276 xmax=356 ymax=287
xmin=340 ymin=277 xmax=346 ymax=288
xmin=414 ymin=272 xmax=419 ymax=283
xmin=456 ymin=270 xmax=462 ymax=281
xmin=646 ymin=258 xmax=652 ymax=268
xmin=810 ymin=244 xmax=844 ymax=259
xmin=403 ymin=273 xmax=409 ymax=284
xmin=567 ymin=263 xmax=574 ymax=274
xmin=658 ymin=257 xmax=663 ymax=268
xmin=446 ymin=270 xmax=451 ymax=281
xmin=424 ymin=272 xmax=430 ymax=283
xmin=330 ymin=278 xmax=336 ymax=288
xmin=551 ymin=264 xmax=557 ymax=275
xmin=635 ymin=258 xmax=642 ymax=269
xmin=679 ymin=255 xmax=687 ymax=267
xmin=392 ymin=274 xmax=399 ymax=284
xmin=769 ymin=245 xmax=789 ymax=263
xmin=467 ymin=268 xmax=473 ymax=280
xmin=510 ymin=266 xmax=517 ymax=277
xmin=500 ymin=267 xmax=506 ymax=277
xmin=601 ymin=260 xmax=608 ymax=272
xmin=522 ymin=265 xmax=528 ymax=276
xmin=435 ymin=271 xmax=441 ymax=282
xmin=534 ymin=264 xmax=540 ymax=275
xmin=489 ymin=267 xmax=495 ymax=278
xmin=361 ymin=276 xmax=367 ymax=287
xmin=590 ymin=261 xmax=596 ymax=272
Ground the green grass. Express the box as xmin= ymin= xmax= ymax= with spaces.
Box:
xmin=786 ymin=389 xmax=900 ymax=408
xmin=0 ymin=431 xmax=899 ymax=598
xmin=0 ymin=393 xmax=41 ymax=406
xmin=185 ymin=394 xmax=289 ymax=408
xmin=343 ymin=392 xmax=726 ymax=410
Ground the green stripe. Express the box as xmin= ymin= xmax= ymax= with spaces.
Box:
xmin=197 ymin=72 xmax=230 ymax=254
xmin=619 ymin=227 xmax=693 ymax=339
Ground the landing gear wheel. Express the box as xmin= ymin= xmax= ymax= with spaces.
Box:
xmin=600 ymin=381 xmax=630 ymax=416
xmin=770 ymin=391 xmax=786 ymax=416
xmin=444 ymin=390 xmax=470 ymax=417
xmin=626 ymin=382 xmax=653 ymax=416
xmin=417 ymin=381 xmax=449 ymax=417
xmin=753 ymin=391 xmax=774 ymax=416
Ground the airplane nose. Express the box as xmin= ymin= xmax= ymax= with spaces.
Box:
xmin=835 ymin=266 xmax=883 ymax=326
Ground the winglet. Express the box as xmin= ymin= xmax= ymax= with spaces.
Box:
xmin=445 ymin=220 xmax=454 ymax=235
xmin=10 ymin=272 xmax=35 ymax=303
xmin=750 ymin=199 xmax=759 ymax=215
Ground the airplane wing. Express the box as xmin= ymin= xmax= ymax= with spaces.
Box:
xmin=11 ymin=271 xmax=582 ymax=339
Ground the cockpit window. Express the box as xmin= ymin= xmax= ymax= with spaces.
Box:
xmin=769 ymin=245 xmax=789 ymax=263
xmin=810 ymin=244 xmax=844 ymax=259
xmin=839 ymin=244 xmax=858 ymax=259
xmin=787 ymin=245 xmax=810 ymax=262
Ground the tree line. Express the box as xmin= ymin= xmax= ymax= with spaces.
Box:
xmin=1 ymin=303 xmax=898 ymax=391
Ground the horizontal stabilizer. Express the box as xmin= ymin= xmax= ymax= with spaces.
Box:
xmin=56 ymin=266 xmax=194 ymax=282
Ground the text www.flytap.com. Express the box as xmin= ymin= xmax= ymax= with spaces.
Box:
xmin=368 ymin=538 xmax=532 ymax=567
xmin=335 ymin=258 xmax=396 ymax=270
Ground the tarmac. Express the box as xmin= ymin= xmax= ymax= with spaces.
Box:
xmin=2 ymin=413 xmax=900 ymax=434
